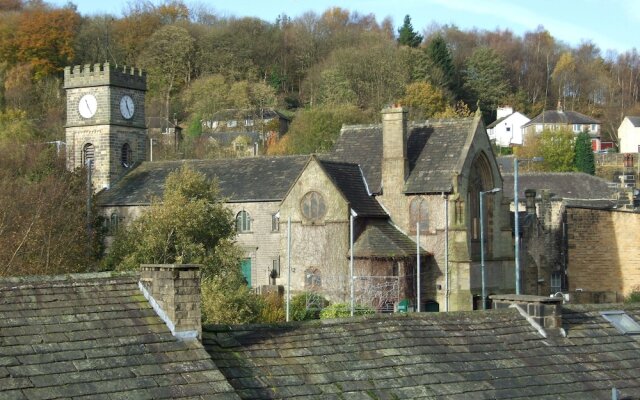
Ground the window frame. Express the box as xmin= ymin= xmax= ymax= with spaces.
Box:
xmin=271 ymin=213 xmax=280 ymax=232
xmin=121 ymin=143 xmax=132 ymax=168
xmin=409 ymin=196 xmax=429 ymax=233
xmin=300 ymin=191 xmax=327 ymax=223
xmin=235 ymin=210 xmax=252 ymax=233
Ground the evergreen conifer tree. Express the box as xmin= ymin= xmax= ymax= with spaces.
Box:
xmin=425 ymin=35 xmax=455 ymax=91
xmin=574 ymin=131 xmax=595 ymax=175
xmin=397 ymin=15 xmax=423 ymax=48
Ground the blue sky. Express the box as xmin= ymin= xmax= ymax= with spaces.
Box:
xmin=53 ymin=0 xmax=638 ymax=55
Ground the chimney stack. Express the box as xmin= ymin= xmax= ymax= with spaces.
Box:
xmin=139 ymin=264 xmax=201 ymax=340
xmin=491 ymin=294 xmax=564 ymax=337
xmin=381 ymin=106 xmax=409 ymax=191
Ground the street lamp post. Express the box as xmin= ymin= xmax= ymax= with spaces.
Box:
xmin=480 ymin=187 xmax=501 ymax=310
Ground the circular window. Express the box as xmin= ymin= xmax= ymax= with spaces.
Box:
xmin=300 ymin=191 xmax=326 ymax=222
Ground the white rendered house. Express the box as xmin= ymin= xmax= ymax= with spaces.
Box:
xmin=618 ymin=116 xmax=640 ymax=153
xmin=487 ymin=107 xmax=530 ymax=147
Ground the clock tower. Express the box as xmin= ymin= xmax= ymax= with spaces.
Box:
xmin=64 ymin=63 xmax=147 ymax=191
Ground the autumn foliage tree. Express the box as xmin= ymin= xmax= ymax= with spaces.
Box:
xmin=13 ymin=6 xmax=80 ymax=78
xmin=0 ymin=143 xmax=99 ymax=277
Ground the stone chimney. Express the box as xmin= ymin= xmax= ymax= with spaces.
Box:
xmin=525 ymin=189 xmax=536 ymax=215
xmin=490 ymin=294 xmax=564 ymax=337
xmin=381 ymin=106 xmax=409 ymax=193
xmin=139 ymin=264 xmax=201 ymax=340
xmin=496 ymin=106 xmax=514 ymax=119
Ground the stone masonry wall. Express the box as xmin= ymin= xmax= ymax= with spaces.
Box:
xmin=567 ymin=207 xmax=640 ymax=297
xmin=278 ymin=158 xmax=350 ymax=300
xmin=231 ymin=201 xmax=281 ymax=288
xmin=139 ymin=264 xmax=201 ymax=340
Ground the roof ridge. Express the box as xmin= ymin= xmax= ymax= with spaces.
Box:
xmin=0 ymin=271 xmax=137 ymax=288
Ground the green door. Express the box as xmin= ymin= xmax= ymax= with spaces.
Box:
xmin=241 ymin=258 xmax=252 ymax=287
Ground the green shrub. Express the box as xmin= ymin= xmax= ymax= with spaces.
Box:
xmin=319 ymin=302 xmax=375 ymax=319
xmin=625 ymin=289 xmax=640 ymax=304
xmin=201 ymin=275 xmax=263 ymax=324
xmin=259 ymin=291 xmax=286 ymax=323
xmin=290 ymin=292 xmax=328 ymax=321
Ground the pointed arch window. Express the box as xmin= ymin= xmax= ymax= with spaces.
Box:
xmin=409 ymin=196 xmax=429 ymax=233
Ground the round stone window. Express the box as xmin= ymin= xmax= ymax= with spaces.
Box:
xmin=300 ymin=191 xmax=326 ymax=222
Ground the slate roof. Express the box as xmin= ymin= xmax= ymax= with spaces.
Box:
xmin=329 ymin=118 xmax=476 ymax=194
xmin=486 ymin=114 xmax=509 ymax=129
xmin=318 ymin=159 xmax=386 ymax=218
xmin=354 ymin=219 xmax=429 ymax=258
xmin=524 ymin=109 xmax=600 ymax=126
xmin=626 ymin=116 xmax=640 ymax=127
xmin=203 ymin=304 xmax=640 ymax=399
xmin=97 ymin=156 xmax=308 ymax=206
xmin=203 ymin=131 xmax=261 ymax=146
xmin=502 ymin=172 xmax=618 ymax=200
xmin=0 ymin=272 xmax=239 ymax=400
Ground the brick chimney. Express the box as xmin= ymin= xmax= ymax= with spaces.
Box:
xmin=490 ymin=294 xmax=564 ymax=337
xmin=139 ymin=264 xmax=201 ymax=340
xmin=381 ymin=106 xmax=409 ymax=193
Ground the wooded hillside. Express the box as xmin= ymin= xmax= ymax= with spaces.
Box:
xmin=1 ymin=0 xmax=640 ymax=154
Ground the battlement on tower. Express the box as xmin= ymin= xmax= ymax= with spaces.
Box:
xmin=64 ymin=63 xmax=146 ymax=91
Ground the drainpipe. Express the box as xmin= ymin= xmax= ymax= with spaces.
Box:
xmin=443 ymin=193 xmax=449 ymax=312
xmin=350 ymin=209 xmax=357 ymax=316
xmin=416 ymin=221 xmax=421 ymax=312
xmin=286 ymin=216 xmax=291 ymax=322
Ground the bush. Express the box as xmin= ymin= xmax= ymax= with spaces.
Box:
xmin=259 ymin=291 xmax=286 ymax=323
xmin=290 ymin=292 xmax=328 ymax=321
xmin=319 ymin=303 xmax=375 ymax=319
xmin=625 ymin=289 xmax=640 ymax=304
xmin=201 ymin=275 xmax=263 ymax=324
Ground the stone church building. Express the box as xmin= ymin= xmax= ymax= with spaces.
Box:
xmin=65 ymin=63 xmax=514 ymax=312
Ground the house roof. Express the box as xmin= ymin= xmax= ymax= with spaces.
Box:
xmin=486 ymin=114 xmax=509 ymax=129
xmin=329 ymin=117 xmax=477 ymax=194
xmin=354 ymin=219 xmax=429 ymax=258
xmin=626 ymin=116 xmax=640 ymax=127
xmin=318 ymin=159 xmax=386 ymax=218
xmin=486 ymin=111 xmax=530 ymax=129
xmin=524 ymin=110 xmax=599 ymax=127
xmin=203 ymin=304 xmax=640 ymax=399
xmin=502 ymin=172 xmax=618 ymax=200
xmin=0 ymin=272 xmax=239 ymax=399
xmin=203 ymin=131 xmax=261 ymax=146
xmin=97 ymin=156 xmax=308 ymax=206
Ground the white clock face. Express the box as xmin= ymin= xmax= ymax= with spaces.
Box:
xmin=78 ymin=94 xmax=97 ymax=119
xmin=120 ymin=95 xmax=135 ymax=120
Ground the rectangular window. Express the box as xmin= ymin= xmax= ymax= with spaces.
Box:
xmin=227 ymin=120 xmax=237 ymax=128
xmin=271 ymin=213 xmax=280 ymax=232
xmin=573 ymin=124 xmax=581 ymax=133
xmin=535 ymin=124 xmax=543 ymax=133
xmin=591 ymin=124 xmax=598 ymax=132
xmin=506 ymin=127 xmax=511 ymax=132
xmin=272 ymin=258 xmax=280 ymax=278
xmin=245 ymin=119 xmax=254 ymax=126
xmin=550 ymin=272 xmax=562 ymax=293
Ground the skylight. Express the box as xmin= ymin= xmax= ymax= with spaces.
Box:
xmin=601 ymin=311 xmax=640 ymax=335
